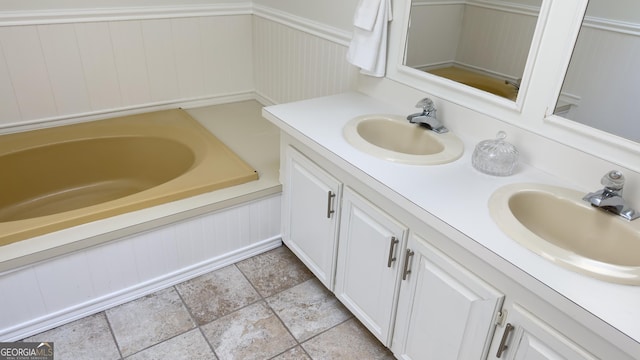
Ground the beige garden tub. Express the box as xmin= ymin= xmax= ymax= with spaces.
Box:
xmin=0 ymin=109 xmax=258 ymax=246
xmin=428 ymin=66 xmax=518 ymax=100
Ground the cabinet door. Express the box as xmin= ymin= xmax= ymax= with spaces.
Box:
xmin=489 ymin=304 xmax=597 ymax=360
xmin=334 ymin=187 xmax=407 ymax=345
xmin=392 ymin=233 xmax=505 ymax=360
xmin=283 ymin=146 xmax=341 ymax=290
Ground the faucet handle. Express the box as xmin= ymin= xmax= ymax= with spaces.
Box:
xmin=601 ymin=170 xmax=625 ymax=191
xmin=415 ymin=98 xmax=435 ymax=112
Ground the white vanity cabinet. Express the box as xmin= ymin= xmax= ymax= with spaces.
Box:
xmin=488 ymin=303 xmax=598 ymax=360
xmin=273 ymin=131 xmax=638 ymax=360
xmin=334 ymin=187 xmax=408 ymax=345
xmin=392 ymin=233 xmax=505 ymax=360
xmin=282 ymin=146 xmax=341 ymax=290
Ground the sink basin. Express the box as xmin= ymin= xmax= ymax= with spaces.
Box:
xmin=489 ymin=183 xmax=640 ymax=285
xmin=343 ymin=114 xmax=464 ymax=165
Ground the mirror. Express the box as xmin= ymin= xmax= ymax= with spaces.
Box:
xmin=403 ymin=0 xmax=543 ymax=102
xmin=553 ymin=0 xmax=640 ymax=143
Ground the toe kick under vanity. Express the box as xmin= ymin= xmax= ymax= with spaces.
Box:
xmin=262 ymin=92 xmax=640 ymax=360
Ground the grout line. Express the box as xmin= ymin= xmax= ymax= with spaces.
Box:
xmin=24 ymin=243 xmax=387 ymax=359
xmin=102 ymin=311 xmax=125 ymax=359
xmin=196 ymin=326 xmax=219 ymax=360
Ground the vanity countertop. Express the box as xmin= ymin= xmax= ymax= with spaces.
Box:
xmin=262 ymin=92 xmax=640 ymax=346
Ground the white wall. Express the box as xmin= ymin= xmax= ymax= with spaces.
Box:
xmin=405 ymin=4 xmax=464 ymax=68
xmin=586 ymin=0 xmax=640 ymax=24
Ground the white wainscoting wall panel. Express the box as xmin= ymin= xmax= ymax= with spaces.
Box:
xmin=557 ymin=18 xmax=640 ymax=142
xmin=0 ymin=13 xmax=253 ymax=129
xmin=0 ymin=194 xmax=281 ymax=341
xmin=406 ymin=0 xmax=540 ymax=79
xmin=457 ymin=3 xmax=539 ymax=79
xmin=252 ymin=14 xmax=358 ymax=105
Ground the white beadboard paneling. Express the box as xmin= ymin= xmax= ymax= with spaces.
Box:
xmin=176 ymin=219 xmax=205 ymax=267
xmin=33 ymin=252 xmax=95 ymax=311
xmin=141 ymin=19 xmax=180 ymax=102
xmin=253 ymin=16 xmax=358 ymax=105
xmin=109 ymin=20 xmax=152 ymax=106
xmin=456 ymin=5 xmax=538 ymax=77
xmin=74 ymin=22 xmax=122 ymax=110
xmin=131 ymin=227 xmax=177 ymax=281
xmin=84 ymin=239 xmax=139 ymax=295
xmin=0 ymin=9 xmax=349 ymax=128
xmin=199 ymin=15 xmax=253 ymax=95
xmin=172 ymin=17 xmax=205 ymax=98
xmin=214 ymin=206 xmax=242 ymax=254
xmin=38 ymin=23 xmax=92 ymax=115
xmin=559 ymin=25 xmax=640 ymax=141
xmin=0 ymin=45 xmax=20 ymax=124
xmin=0 ymin=268 xmax=46 ymax=326
xmin=0 ymin=26 xmax=57 ymax=120
xmin=0 ymin=194 xmax=281 ymax=341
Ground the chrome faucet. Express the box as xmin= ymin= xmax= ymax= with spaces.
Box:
xmin=583 ymin=170 xmax=639 ymax=221
xmin=406 ymin=97 xmax=449 ymax=134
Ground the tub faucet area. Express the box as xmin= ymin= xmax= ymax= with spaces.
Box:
xmin=504 ymin=78 xmax=521 ymax=91
xmin=406 ymin=97 xmax=449 ymax=134
xmin=583 ymin=170 xmax=640 ymax=221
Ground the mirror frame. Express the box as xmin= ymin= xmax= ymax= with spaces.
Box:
xmin=543 ymin=0 xmax=640 ymax=172
xmin=387 ymin=0 xmax=554 ymax=119
xmin=387 ymin=0 xmax=640 ymax=173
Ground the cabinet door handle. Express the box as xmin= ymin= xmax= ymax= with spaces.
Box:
xmin=387 ymin=236 xmax=399 ymax=267
xmin=496 ymin=323 xmax=514 ymax=358
xmin=402 ymin=249 xmax=415 ymax=280
xmin=326 ymin=191 xmax=336 ymax=218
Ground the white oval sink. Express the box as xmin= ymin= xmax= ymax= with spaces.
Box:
xmin=343 ymin=114 xmax=464 ymax=165
xmin=489 ymin=183 xmax=640 ymax=285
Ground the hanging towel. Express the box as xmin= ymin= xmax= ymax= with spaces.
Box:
xmin=347 ymin=0 xmax=393 ymax=77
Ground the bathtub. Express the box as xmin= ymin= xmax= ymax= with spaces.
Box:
xmin=0 ymin=101 xmax=282 ymax=341
xmin=427 ymin=66 xmax=518 ymax=100
xmin=0 ymin=109 xmax=258 ymax=246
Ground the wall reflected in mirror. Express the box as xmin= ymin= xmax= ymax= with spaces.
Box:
xmin=553 ymin=0 xmax=640 ymax=143
xmin=403 ymin=0 xmax=542 ymax=101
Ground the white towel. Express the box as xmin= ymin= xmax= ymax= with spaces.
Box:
xmin=347 ymin=0 xmax=393 ymax=77
xmin=353 ymin=0 xmax=382 ymax=31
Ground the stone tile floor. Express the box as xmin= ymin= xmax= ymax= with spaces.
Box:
xmin=24 ymin=245 xmax=395 ymax=360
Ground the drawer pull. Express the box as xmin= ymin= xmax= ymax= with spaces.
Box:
xmin=402 ymin=249 xmax=415 ymax=280
xmin=326 ymin=191 xmax=336 ymax=218
xmin=387 ymin=236 xmax=399 ymax=268
xmin=496 ymin=323 xmax=514 ymax=358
